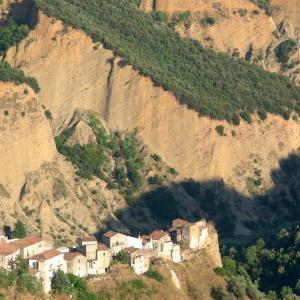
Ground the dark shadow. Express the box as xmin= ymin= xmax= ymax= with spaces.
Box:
xmin=8 ymin=0 xmax=38 ymax=28
xmin=101 ymin=152 xmax=300 ymax=241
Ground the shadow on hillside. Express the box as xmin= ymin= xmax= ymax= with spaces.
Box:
xmin=2 ymin=0 xmax=38 ymax=28
xmin=99 ymin=152 xmax=300 ymax=241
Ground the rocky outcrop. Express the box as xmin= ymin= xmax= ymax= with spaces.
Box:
xmin=0 ymin=82 xmax=56 ymax=205
xmin=66 ymin=120 xmax=97 ymax=147
xmin=6 ymin=12 xmax=300 ymax=197
xmin=0 ymin=82 xmax=126 ymax=241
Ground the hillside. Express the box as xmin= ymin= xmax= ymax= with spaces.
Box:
xmin=22 ymin=0 xmax=300 ymax=123
xmin=141 ymin=0 xmax=300 ymax=85
xmin=0 ymin=1 xmax=299 ymax=238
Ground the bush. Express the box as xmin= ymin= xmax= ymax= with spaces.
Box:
xmin=13 ymin=220 xmax=27 ymax=239
xmin=275 ymin=40 xmax=297 ymax=64
xmin=240 ymin=111 xmax=252 ymax=124
xmin=44 ymin=109 xmax=53 ymax=120
xmin=0 ymin=20 xmax=29 ymax=54
xmin=257 ymin=109 xmax=267 ymax=121
xmin=228 ymin=276 xmax=247 ymax=299
xmin=250 ymin=0 xmax=271 ymax=15
xmin=145 ymin=269 xmax=165 ymax=283
xmin=211 ymin=286 xmax=226 ymax=300
xmin=150 ymin=12 xmax=168 ymax=23
xmin=201 ymin=16 xmax=216 ymax=26
xmin=0 ymin=62 xmax=40 ymax=93
xmin=215 ymin=125 xmax=225 ymax=136
xmin=114 ymin=250 xmax=131 ymax=264
xmin=148 ymin=175 xmax=163 ymax=185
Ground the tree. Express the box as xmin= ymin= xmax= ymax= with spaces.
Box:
xmin=114 ymin=250 xmax=131 ymax=265
xmin=51 ymin=270 xmax=71 ymax=294
xmin=13 ymin=220 xmax=27 ymax=239
xmin=211 ymin=286 xmax=226 ymax=300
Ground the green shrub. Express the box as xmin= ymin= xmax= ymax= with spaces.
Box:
xmin=228 ymin=276 xmax=247 ymax=299
xmin=44 ymin=109 xmax=53 ymax=120
xmin=240 ymin=111 xmax=252 ymax=124
xmin=201 ymin=16 xmax=216 ymax=26
xmin=275 ymin=40 xmax=297 ymax=64
xmin=238 ymin=9 xmax=247 ymax=17
xmin=0 ymin=20 xmax=29 ymax=54
xmin=211 ymin=286 xmax=226 ymax=300
xmin=150 ymin=12 xmax=168 ymax=23
xmin=13 ymin=220 xmax=27 ymax=239
xmin=250 ymin=0 xmax=271 ymax=15
xmin=257 ymin=109 xmax=267 ymax=121
xmin=114 ymin=250 xmax=131 ymax=264
xmin=0 ymin=62 xmax=40 ymax=93
xmin=215 ymin=125 xmax=225 ymax=136
xmin=145 ymin=269 xmax=165 ymax=283
xmin=148 ymin=175 xmax=163 ymax=185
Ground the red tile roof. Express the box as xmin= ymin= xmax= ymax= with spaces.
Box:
xmin=80 ymin=236 xmax=97 ymax=243
xmin=64 ymin=252 xmax=84 ymax=261
xmin=13 ymin=235 xmax=44 ymax=249
xmin=103 ymin=231 xmax=118 ymax=238
xmin=172 ymin=219 xmax=192 ymax=227
xmin=30 ymin=249 xmax=61 ymax=262
xmin=124 ymin=247 xmax=139 ymax=255
xmin=149 ymin=230 xmax=169 ymax=241
xmin=97 ymin=243 xmax=109 ymax=251
xmin=0 ymin=242 xmax=19 ymax=255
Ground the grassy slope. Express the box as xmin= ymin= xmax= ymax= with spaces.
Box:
xmin=34 ymin=0 xmax=300 ymax=122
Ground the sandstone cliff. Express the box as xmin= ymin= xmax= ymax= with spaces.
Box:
xmin=140 ymin=0 xmax=300 ymax=85
xmin=0 ymin=82 xmax=126 ymax=242
xmin=0 ymin=82 xmax=56 ymax=205
xmin=6 ymin=12 xmax=300 ymax=200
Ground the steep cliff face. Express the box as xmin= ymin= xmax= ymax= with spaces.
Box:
xmin=6 ymin=12 xmax=300 ymax=199
xmin=141 ymin=0 xmax=300 ymax=85
xmin=0 ymin=82 xmax=126 ymax=241
xmin=0 ymin=82 xmax=56 ymax=204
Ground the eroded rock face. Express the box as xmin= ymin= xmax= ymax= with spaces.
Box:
xmin=0 ymin=82 xmax=56 ymax=204
xmin=6 ymin=12 xmax=300 ymax=198
xmin=0 ymin=82 xmax=125 ymax=241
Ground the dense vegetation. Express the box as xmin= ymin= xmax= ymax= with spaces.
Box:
xmin=55 ymin=115 xmax=158 ymax=204
xmin=0 ymin=257 xmax=42 ymax=296
xmin=0 ymin=20 xmax=40 ymax=92
xmin=0 ymin=61 xmax=40 ymax=92
xmin=34 ymin=0 xmax=300 ymax=122
xmin=0 ymin=20 xmax=29 ymax=55
xmin=275 ymin=40 xmax=298 ymax=64
xmin=214 ymin=225 xmax=300 ymax=299
xmin=51 ymin=270 xmax=155 ymax=299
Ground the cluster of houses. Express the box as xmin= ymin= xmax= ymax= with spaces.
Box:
xmin=0 ymin=218 xmax=210 ymax=293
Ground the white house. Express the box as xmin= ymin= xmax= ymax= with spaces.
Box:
xmin=13 ymin=235 xmax=53 ymax=259
xmin=29 ymin=249 xmax=67 ymax=293
xmin=127 ymin=236 xmax=143 ymax=249
xmin=0 ymin=242 xmax=20 ymax=270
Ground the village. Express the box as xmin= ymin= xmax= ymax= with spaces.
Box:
xmin=0 ymin=218 xmax=210 ymax=293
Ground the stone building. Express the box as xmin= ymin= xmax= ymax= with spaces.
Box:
xmin=103 ymin=231 xmax=128 ymax=255
xmin=170 ymin=219 xmax=209 ymax=250
xmin=123 ymin=247 xmax=150 ymax=275
xmin=64 ymin=252 xmax=87 ymax=277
